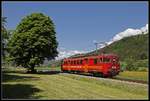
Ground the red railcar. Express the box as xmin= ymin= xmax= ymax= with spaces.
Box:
xmin=61 ymin=54 xmax=120 ymax=77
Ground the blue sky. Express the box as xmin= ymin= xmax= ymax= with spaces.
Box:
xmin=2 ymin=1 xmax=148 ymax=53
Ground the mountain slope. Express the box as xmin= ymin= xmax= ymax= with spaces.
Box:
xmin=87 ymin=33 xmax=149 ymax=61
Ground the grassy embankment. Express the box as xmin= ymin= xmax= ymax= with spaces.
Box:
xmin=2 ymin=67 xmax=148 ymax=99
xmin=115 ymin=71 xmax=148 ymax=83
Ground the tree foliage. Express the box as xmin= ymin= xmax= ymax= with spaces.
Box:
xmin=7 ymin=13 xmax=58 ymax=72
xmin=1 ymin=17 xmax=9 ymax=61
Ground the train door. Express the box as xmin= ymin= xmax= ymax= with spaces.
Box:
xmin=83 ymin=58 xmax=89 ymax=72
xmin=98 ymin=56 xmax=103 ymax=69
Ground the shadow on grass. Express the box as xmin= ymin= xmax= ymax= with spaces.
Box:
xmin=2 ymin=84 xmax=42 ymax=99
xmin=2 ymin=73 xmax=39 ymax=82
xmin=35 ymin=70 xmax=61 ymax=75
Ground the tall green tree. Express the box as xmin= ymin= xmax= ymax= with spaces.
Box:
xmin=7 ymin=13 xmax=58 ymax=72
xmin=1 ymin=17 xmax=9 ymax=62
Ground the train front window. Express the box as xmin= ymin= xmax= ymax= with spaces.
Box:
xmin=112 ymin=58 xmax=116 ymax=62
xmin=112 ymin=58 xmax=118 ymax=63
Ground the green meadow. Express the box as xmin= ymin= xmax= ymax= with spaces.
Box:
xmin=2 ymin=67 xmax=148 ymax=100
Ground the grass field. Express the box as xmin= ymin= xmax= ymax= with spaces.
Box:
xmin=115 ymin=71 xmax=148 ymax=83
xmin=2 ymin=67 xmax=148 ymax=99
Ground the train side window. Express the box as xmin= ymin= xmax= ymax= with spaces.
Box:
xmin=77 ymin=60 xmax=79 ymax=65
xmin=103 ymin=58 xmax=110 ymax=63
xmin=76 ymin=60 xmax=78 ymax=65
xmin=68 ymin=60 xmax=70 ymax=64
xmin=71 ymin=61 xmax=73 ymax=65
xmin=94 ymin=58 xmax=98 ymax=64
xmin=103 ymin=58 xmax=106 ymax=62
xmin=80 ymin=60 xmax=83 ymax=64
xmin=107 ymin=58 xmax=110 ymax=62
xmin=74 ymin=60 xmax=76 ymax=65
xmin=99 ymin=58 xmax=102 ymax=63
xmin=84 ymin=58 xmax=88 ymax=64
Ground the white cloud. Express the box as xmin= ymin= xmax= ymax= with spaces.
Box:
xmin=105 ymin=24 xmax=148 ymax=46
xmin=141 ymin=24 xmax=148 ymax=34
xmin=112 ymin=28 xmax=141 ymax=41
xmin=55 ymin=48 xmax=87 ymax=60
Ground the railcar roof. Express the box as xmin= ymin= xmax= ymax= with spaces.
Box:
xmin=63 ymin=54 xmax=118 ymax=60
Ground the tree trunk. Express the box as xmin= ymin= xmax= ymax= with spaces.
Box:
xmin=31 ymin=66 xmax=35 ymax=72
xmin=27 ymin=64 xmax=36 ymax=73
xmin=30 ymin=64 xmax=37 ymax=73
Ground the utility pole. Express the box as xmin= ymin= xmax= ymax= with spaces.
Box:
xmin=94 ymin=42 xmax=98 ymax=55
xmin=93 ymin=41 xmax=108 ymax=55
xmin=93 ymin=40 xmax=98 ymax=55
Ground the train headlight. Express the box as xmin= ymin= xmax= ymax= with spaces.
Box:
xmin=112 ymin=66 xmax=116 ymax=69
